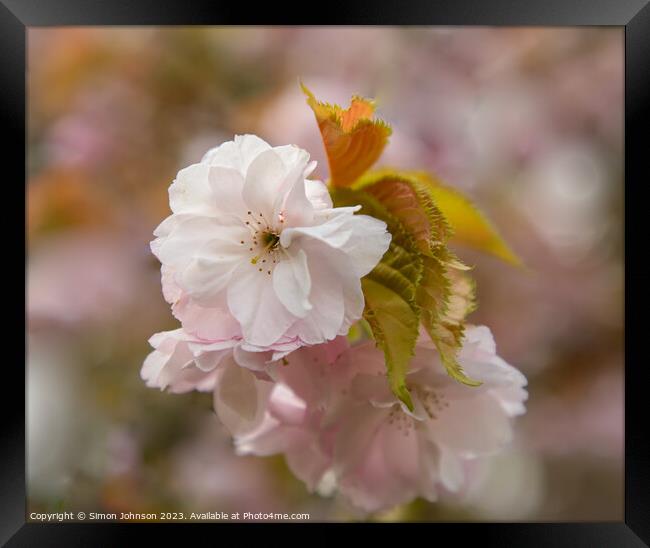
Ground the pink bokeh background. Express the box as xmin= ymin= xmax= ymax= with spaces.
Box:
xmin=27 ymin=27 xmax=623 ymax=521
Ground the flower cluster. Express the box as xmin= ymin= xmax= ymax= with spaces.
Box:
xmin=143 ymin=88 xmax=528 ymax=512
xmin=144 ymin=320 xmax=525 ymax=512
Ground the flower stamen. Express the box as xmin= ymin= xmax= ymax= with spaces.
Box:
xmin=250 ymin=230 xmax=281 ymax=267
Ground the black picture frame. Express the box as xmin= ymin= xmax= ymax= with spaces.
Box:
xmin=5 ymin=1 xmax=649 ymax=544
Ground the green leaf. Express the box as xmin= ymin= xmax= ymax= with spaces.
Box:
xmin=353 ymin=170 xmax=451 ymax=255
xmin=332 ymin=168 xmax=489 ymax=395
xmin=406 ymin=171 xmax=522 ymax=267
xmin=417 ymin=250 xmax=481 ymax=386
xmin=350 ymin=170 xmax=482 ymax=386
xmin=332 ymin=187 xmax=422 ymax=410
xmin=362 ymin=277 xmax=419 ymax=409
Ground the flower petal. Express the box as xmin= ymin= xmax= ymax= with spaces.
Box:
xmin=232 ymin=345 xmax=272 ymax=371
xmin=426 ymin=393 xmax=513 ymax=457
xmin=284 ymin=246 xmax=346 ymax=344
xmin=438 ymin=445 xmax=464 ymax=492
xmin=273 ymin=248 xmax=312 ymax=318
xmin=157 ymin=216 xmax=248 ymax=302
xmin=279 ymin=211 xmax=354 ymax=250
xmin=268 ymin=382 xmax=308 ymax=426
xmin=141 ymin=329 xmax=218 ymax=393
xmin=156 ymin=216 xmax=246 ymax=268
xmin=336 ymin=213 xmax=391 ymax=277
xmin=285 ymin=442 xmax=331 ymax=492
xmin=173 ymin=293 xmax=241 ymax=341
xmin=202 ymin=134 xmax=271 ymax=171
xmin=207 ymin=165 xmax=248 ymax=218
xmin=227 ymin=261 xmax=297 ymax=347
xmin=169 ymin=163 xmax=216 ymax=215
xmin=213 ymin=357 xmax=272 ymax=437
xmin=242 ymin=149 xmax=286 ymax=222
xmin=381 ymin=418 xmax=420 ymax=485
xmin=305 ymin=179 xmax=333 ymax=210
xmin=280 ymin=175 xmax=314 ymax=227
xmin=334 ymin=403 xmax=388 ymax=476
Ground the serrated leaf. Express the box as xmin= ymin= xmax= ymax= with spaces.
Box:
xmin=444 ymin=267 xmax=477 ymax=325
xmin=353 ymin=170 xmax=451 ymax=255
xmin=408 ymin=171 xmax=522 ymax=267
xmin=362 ymin=277 xmax=419 ymax=410
xmin=302 ymin=83 xmax=392 ymax=188
xmin=349 ymin=170 xmax=482 ymax=386
xmin=417 ymin=251 xmax=481 ymax=386
xmin=331 ymin=187 xmax=422 ymax=410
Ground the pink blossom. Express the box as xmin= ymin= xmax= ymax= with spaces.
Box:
xmin=213 ymin=325 xmax=528 ymax=512
xmin=213 ymin=336 xmax=350 ymax=492
xmin=331 ymin=326 xmax=528 ymax=512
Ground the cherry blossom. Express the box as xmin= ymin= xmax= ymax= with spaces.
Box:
xmin=151 ymin=135 xmax=390 ymax=350
xmin=331 ymin=326 xmax=528 ymax=512
xmin=209 ymin=324 xmax=527 ymax=513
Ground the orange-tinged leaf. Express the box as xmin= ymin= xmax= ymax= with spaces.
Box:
xmin=302 ymin=83 xmax=391 ymax=187
xmin=412 ymin=172 xmax=522 ymax=267
xmin=354 ymin=170 xmax=451 ymax=255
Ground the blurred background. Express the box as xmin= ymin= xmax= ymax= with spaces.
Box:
xmin=27 ymin=27 xmax=623 ymax=522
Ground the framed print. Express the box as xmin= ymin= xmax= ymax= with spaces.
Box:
xmin=4 ymin=0 xmax=649 ymax=544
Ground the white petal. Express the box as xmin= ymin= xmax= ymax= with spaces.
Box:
xmin=234 ymin=134 xmax=273 ymax=170
xmin=335 ymin=213 xmax=392 ymax=277
xmin=305 ymin=179 xmax=333 ymax=210
xmin=242 ymin=149 xmax=286 ymax=222
xmin=460 ymin=329 xmax=528 ymax=390
xmin=273 ymin=144 xmax=310 ymax=168
xmin=168 ymin=163 xmax=216 ymax=215
xmin=284 ymin=248 xmax=345 ymax=344
xmin=227 ymin=261 xmax=297 ymax=346
xmin=493 ymin=383 xmax=529 ymax=417
xmin=157 ymin=216 xmax=248 ymax=301
xmin=179 ymin=251 xmax=240 ymax=302
xmin=202 ymin=134 xmax=271 ymax=171
xmin=280 ymin=176 xmax=314 ymax=227
xmin=156 ymin=215 xmax=246 ymax=268
xmin=271 ymin=146 xmax=312 ymax=222
xmin=152 ymin=213 xmax=191 ymax=239
xmin=207 ymin=166 xmax=247 ymax=217
xmin=273 ymin=248 xmax=312 ymax=318
xmin=201 ymin=140 xmax=240 ymax=168
xmin=279 ymin=213 xmax=354 ymax=250
xmin=147 ymin=327 xmax=186 ymax=349
xmin=141 ymin=329 xmax=217 ymax=394
xmin=141 ymin=348 xmax=169 ymax=387
xmin=160 ymin=265 xmax=182 ymax=304
xmin=143 ymin=341 xmax=192 ymax=390
xmin=464 ymin=324 xmax=497 ymax=355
